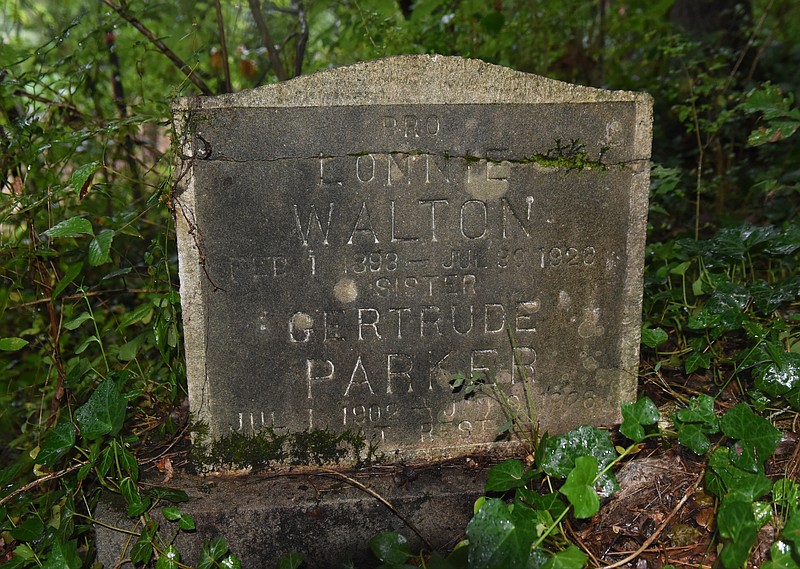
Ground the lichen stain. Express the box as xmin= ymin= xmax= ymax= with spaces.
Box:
xmin=334 ymin=277 xmax=358 ymax=303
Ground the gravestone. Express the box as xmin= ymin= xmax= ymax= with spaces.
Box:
xmin=173 ymin=55 xmax=653 ymax=466
xmin=95 ymin=56 xmax=653 ymax=569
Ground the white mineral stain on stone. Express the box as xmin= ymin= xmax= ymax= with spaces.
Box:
xmin=578 ymin=307 xmax=605 ymax=338
xmin=290 ymin=312 xmax=314 ymax=331
xmin=334 ymin=277 xmax=358 ymax=303
xmin=558 ymin=291 xmax=571 ymax=310
xmin=465 ymin=160 xmax=510 ymax=200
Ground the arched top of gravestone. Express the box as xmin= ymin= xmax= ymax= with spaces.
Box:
xmin=174 ymin=54 xmax=652 ymax=108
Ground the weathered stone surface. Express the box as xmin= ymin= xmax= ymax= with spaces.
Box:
xmin=94 ymin=465 xmax=486 ymax=568
xmin=172 ymin=55 xmax=653 ymax=465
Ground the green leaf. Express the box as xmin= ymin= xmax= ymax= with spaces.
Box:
xmin=202 ymin=536 xmax=230 ymax=566
xmin=684 ymin=349 xmax=712 ymax=374
xmin=620 ymin=397 xmax=660 ymax=442
xmin=559 ymin=455 xmax=600 ymax=519
xmin=754 ymin=352 xmax=800 ymax=409
xmin=705 ymin=448 xmax=772 ymax=501
xmin=541 ymin=545 xmax=588 ymax=569
xmin=53 ymin=262 xmax=84 ymax=299
xmin=486 ymin=459 xmax=530 ymax=492
xmin=88 ymin=229 xmax=115 ymax=266
xmin=42 ymin=216 xmax=94 ymax=238
xmin=120 ymin=477 xmax=150 ymax=517
xmin=63 ymin=311 xmax=93 ymax=330
xmin=370 ymin=532 xmax=412 ymax=564
xmin=179 ymin=514 xmax=196 ymax=531
xmin=540 ymin=425 xmax=619 ymax=498
xmin=131 ymin=519 xmax=157 ymax=564
xmin=41 ymin=539 xmax=81 ymax=569
xmin=0 ymin=337 xmax=29 ymax=351
xmin=162 ymin=506 xmax=182 ymax=521
xmin=75 ymin=379 xmax=127 ymax=440
xmin=677 ymin=423 xmax=711 ymax=454
xmin=156 ymin=545 xmax=181 ymax=569
xmin=761 ymin=541 xmax=800 ymax=569
xmin=69 ymin=161 xmax=99 ymax=194
xmin=10 ymin=517 xmax=44 ymax=541
xmin=719 ymin=403 xmax=781 ymax=471
xmin=466 ymin=498 xmax=537 ymax=569
xmin=277 ymin=552 xmax=305 ymax=569
xmin=117 ymin=303 xmax=155 ymax=330
xmin=641 ymin=326 xmax=668 ymax=349
xmin=772 ymin=478 xmax=800 ymax=514
xmin=717 ymin=498 xmax=758 ymax=569
xmin=37 ymin=420 xmax=76 ymax=466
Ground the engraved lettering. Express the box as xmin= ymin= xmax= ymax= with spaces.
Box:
xmin=289 ymin=312 xmax=314 ymax=343
xmin=344 ymin=356 xmax=375 ymax=396
xmin=471 ymin=349 xmax=498 ymax=380
xmin=511 ymin=346 xmax=536 ymax=384
xmin=451 ymin=304 xmax=474 ymax=335
xmin=390 ymin=200 xmax=418 ymax=242
xmin=388 ymin=154 xmax=411 ymax=186
xmin=419 ymin=199 xmax=448 ymax=242
xmin=460 ymin=200 xmax=487 ymax=239
xmin=293 ymin=203 xmax=333 ymax=246
xmin=358 ymin=308 xmax=381 ymax=340
xmin=501 ymin=197 xmax=531 ymax=238
xmin=389 ymin=307 xmax=411 ymax=339
xmin=324 ymin=310 xmax=345 ymax=341
xmin=420 ymin=305 xmax=442 ymax=336
xmin=347 ymin=201 xmax=380 ymax=244
xmin=387 ymin=353 xmax=413 ymax=394
xmin=356 ymin=154 xmax=376 ymax=182
xmin=484 ymin=304 xmax=506 ymax=333
xmin=515 ymin=299 xmax=540 ymax=332
xmin=306 ymin=359 xmax=334 ymax=398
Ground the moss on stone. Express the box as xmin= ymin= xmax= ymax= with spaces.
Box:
xmin=192 ymin=426 xmax=381 ymax=471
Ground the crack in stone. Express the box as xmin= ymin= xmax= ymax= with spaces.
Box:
xmin=187 ymin=150 xmax=645 ymax=168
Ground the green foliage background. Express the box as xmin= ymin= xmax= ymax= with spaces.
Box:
xmin=1 ymin=0 xmax=799 ymax=567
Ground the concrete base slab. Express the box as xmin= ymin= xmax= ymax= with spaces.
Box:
xmin=95 ymin=463 xmax=487 ymax=568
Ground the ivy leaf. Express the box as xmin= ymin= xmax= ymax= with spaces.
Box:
xmin=761 ymin=541 xmax=800 ymax=569
xmin=684 ymin=349 xmax=712 ymax=374
xmin=486 ymin=459 xmax=531 ymax=492
xmin=542 ymin=545 xmax=588 ymax=569
xmin=370 ymin=532 xmax=412 ymax=565
xmin=466 ymin=498 xmax=536 ymax=569
xmin=754 ymin=352 xmax=800 ymax=410
xmin=41 ymin=539 xmax=81 ymax=569
xmin=88 ymin=229 xmax=115 ymax=266
xmin=75 ymin=379 xmax=127 ymax=440
xmin=162 ymin=506 xmax=182 ymax=521
xmin=42 ymin=216 xmax=94 ymax=238
xmin=677 ymin=423 xmax=711 ymax=454
xmin=37 ymin=420 xmax=76 ymax=466
xmin=0 ymin=337 xmax=29 ymax=351
xmin=674 ymin=395 xmax=719 ymax=454
xmin=717 ymin=498 xmax=758 ymax=569
xmin=200 ymin=536 xmax=230 ymax=569
xmin=277 ymin=552 xmax=304 ymax=569
xmin=156 ymin=545 xmax=181 ymax=569
xmin=559 ymin=455 xmax=600 ymax=519
xmin=641 ymin=326 xmax=668 ymax=349
xmin=620 ymin=397 xmax=659 ymax=442
xmin=540 ymin=425 xmax=619 ymax=498
xmin=719 ymin=403 xmax=781 ymax=471
xmin=705 ymin=448 xmax=772 ymax=501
